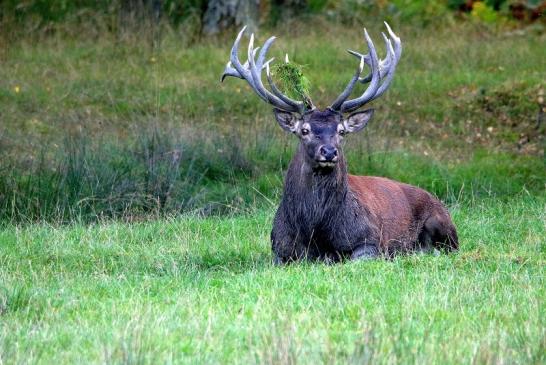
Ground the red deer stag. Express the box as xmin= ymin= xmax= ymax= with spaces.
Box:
xmin=221 ymin=24 xmax=459 ymax=263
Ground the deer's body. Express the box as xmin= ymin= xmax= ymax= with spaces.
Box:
xmin=272 ymin=143 xmax=458 ymax=263
xmin=222 ymin=24 xmax=459 ymax=263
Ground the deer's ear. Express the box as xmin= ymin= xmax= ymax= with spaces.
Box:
xmin=344 ymin=109 xmax=374 ymax=133
xmin=273 ymin=109 xmax=300 ymax=133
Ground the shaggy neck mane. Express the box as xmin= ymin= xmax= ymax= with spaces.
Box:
xmin=283 ymin=144 xmax=350 ymax=230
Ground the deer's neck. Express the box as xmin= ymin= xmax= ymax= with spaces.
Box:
xmin=283 ymin=145 xmax=349 ymax=213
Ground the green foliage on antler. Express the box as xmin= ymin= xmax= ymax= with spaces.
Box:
xmin=271 ymin=61 xmax=312 ymax=107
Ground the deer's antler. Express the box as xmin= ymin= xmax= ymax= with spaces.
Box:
xmin=329 ymin=22 xmax=402 ymax=113
xmin=221 ymin=27 xmax=309 ymax=114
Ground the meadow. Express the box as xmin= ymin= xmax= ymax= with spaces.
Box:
xmin=0 ymin=197 xmax=544 ymax=364
xmin=0 ymin=10 xmax=545 ymax=365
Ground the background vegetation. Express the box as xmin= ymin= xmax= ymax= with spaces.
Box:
xmin=0 ymin=2 xmax=544 ymax=363
xmin=1 ymin=0 xmax=544 ymax=222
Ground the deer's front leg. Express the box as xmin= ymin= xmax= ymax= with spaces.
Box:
xmin=271 ymin=231 xmax=303 ymax=265
xmin=271 ymin=209 xmax=311 ymax=264
xmin=271 ymin=209 xmax=294 ymax=264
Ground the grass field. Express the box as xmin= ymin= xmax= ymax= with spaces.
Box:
xmin=1 ymin=196 xmax=544 ymax=364
xmin=1 ymin=9 xmax=545 ymax=364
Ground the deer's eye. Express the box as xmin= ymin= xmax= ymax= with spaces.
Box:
xmin=301 ymin=128 xmax=309 ymax=136
xmin=339 ymin=129 xmax=346 ymax=136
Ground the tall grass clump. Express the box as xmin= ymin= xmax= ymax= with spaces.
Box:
xmin=0 ymin=125 xmax=259 ymax=223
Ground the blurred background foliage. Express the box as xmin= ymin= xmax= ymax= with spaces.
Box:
xmin=1 ymin=0 xmax=545 ymax=39
xmin=0 ymin=1 xmax=544 ymax=223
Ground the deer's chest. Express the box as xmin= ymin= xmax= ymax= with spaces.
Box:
xmin=286 ymin=191 xmax=366 ymax=252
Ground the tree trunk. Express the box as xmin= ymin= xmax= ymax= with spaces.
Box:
xmin=202 ymin=0 xmax=260 ymax=35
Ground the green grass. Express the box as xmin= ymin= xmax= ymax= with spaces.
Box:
xmin=1 ymin=197 xmax=544 ymax=364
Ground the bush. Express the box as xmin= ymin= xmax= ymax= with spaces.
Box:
xmin=471 ymin=1 xmax=500 ymax=23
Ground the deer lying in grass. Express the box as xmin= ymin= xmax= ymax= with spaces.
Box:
xmin=222 ymin=23 xmax=458 ymax=263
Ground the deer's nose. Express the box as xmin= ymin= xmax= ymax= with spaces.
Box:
xmin=319 ymin=145 xmax=338 ymax=161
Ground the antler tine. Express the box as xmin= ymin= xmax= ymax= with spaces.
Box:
xmin=347 ymin=34 xmax=391 ymax=83
xmin=221 ymin=61 xmax=241 ymax=82
xmin=221 ymin=27 xmax=250 ymax=82
xmin=385 ymin=22 xmax=402 ymax=60
xmin=228 ymin=27 xmax=251 ymax=79
xmin=221 ymin=45 xmax=261 ymax=82
xmin=329 ymin=56 xmax=365 ymax=111
xmin=367 ymin=22 xmax=402 ymax=101
xmin=349 ymin=24 xmax=401 ymax=89
xmin=332 ymin=29 xmax=381 ymax=113
xmin=256 ymin=36 xmax=276 ymax=69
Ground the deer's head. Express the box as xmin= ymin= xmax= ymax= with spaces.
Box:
xmin=221 ymin=23 xmax=402 ymax=170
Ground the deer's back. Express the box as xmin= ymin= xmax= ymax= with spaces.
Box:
xmin=348 ymin=175 xmax=440 ymax=250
